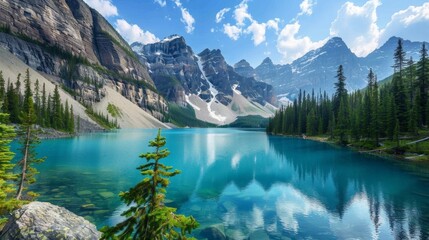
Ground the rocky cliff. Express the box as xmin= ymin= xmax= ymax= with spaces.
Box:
xmin=133 ymin=36 xmax=276 ymax=124
xmin=0 ymin=0 xmax=167 ymax=118
xmin=198 ymin=48 xmax=275 ymax=106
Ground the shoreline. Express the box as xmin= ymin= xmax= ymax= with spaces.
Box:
xmin=270 ymin=133 xmax=429 ymax=162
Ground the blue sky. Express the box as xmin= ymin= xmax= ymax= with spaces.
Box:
xmin=83 ymin=0 xmax=429 ymax=67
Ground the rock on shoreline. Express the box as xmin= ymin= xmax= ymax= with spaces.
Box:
xmin=0 ymin=202 xmax=101 ymax=240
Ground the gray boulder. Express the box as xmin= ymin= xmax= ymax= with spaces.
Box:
xmin=0 ymin=201 xmax=100 ymax=240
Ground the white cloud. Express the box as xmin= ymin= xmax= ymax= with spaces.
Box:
xmin=330 ymin=0 xmax=381 ymax=57
xmin=83 ymin=0 xmax=118 ymax=17
xmin=216 ymin=8 xmax=231 ymax=23
xmin=154 ymin=0 xmax=166 ymax=7
xmin=115 ymin=19 xmax=160 ymax=44
xmin=173 ymin=0 xmax=181 ymax=7
xmin=210 ymin=28 xmax=215 ymax=33
xmin=277 ymin=21 xmax=327 ymax=63
xmin=234 ymin=0 xmax=252 ymax=26
xmin=180 ymin=7 xmax=195 ymax=33
xmin=267 ymin=18 xmax=280 ymax=32
xmin=246 ymin=21 xmax=267 ymax=46
xmin=298 ymin=0 xmax=315 ymax=16
xmin=220 ymin=0 xmax=279 ymax=45
xmin=223 ymin=23 xmax=242 ymax=40
xmin=173 ymin=0 xmax=195 ymax=33
xmin=381 ymin=2 xmax=429 ymax=43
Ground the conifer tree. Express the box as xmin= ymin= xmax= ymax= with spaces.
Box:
xmin=417 ymin=43 xmax=428 ymax=125
xmin=101 ymin=129 xmax=199 ymax=240
xmin=0 ymin=71 xmax=5 ymax=101
xmin=0 ymin=112 xmax=20 ymax=222
xmin=6 ymin=82 xmax=19 ymax=123
xmin=52 ymin=86 xmax=62 ymax=129
xmin=392 ymin=39 xmax=409 ymax=131
xmin=16 ymin=73 xmax=44 ymax=200
xmin=333 ymin=65 xmax=347 ymax=118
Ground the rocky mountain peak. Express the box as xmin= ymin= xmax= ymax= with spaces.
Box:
xmin=234 ymin=59 xmax=255 ymax=78
xmin=234 ymin=59 xmax=252 ymax=68
xmin=261 ymin=57 xmax=274 ymax=66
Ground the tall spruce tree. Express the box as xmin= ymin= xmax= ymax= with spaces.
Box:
xmin=16 ymin=72 xmax=44 ymax=200
xmin=333 ymin=65 xmax=347 ymax=119
xmin=392 ymin=39 xmax=409 ymax=131
xmin=0 ymin=71 xmax=5 ymax=101
xmin=101 ymin=129 xmax=199 ymax=240
xmin=417 ymin=42 xmax=428 ymax=125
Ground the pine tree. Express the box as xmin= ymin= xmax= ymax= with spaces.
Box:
xmin=333 ymin=65 xmax=347 ymax=118
xmin=0 ymin=112 xmax=20 ymax=222
xmin=417 ymin=42 xmax=428 ymax=125
xmin=52 ymin=86 xmax=61 ymax=129
xmin=335 ymin=97 xmax=349 ymax=144
xmin=69 ymin=105 xmax=75 ymax=133
xmin=41 ymin=83 xmax=46 ymax=127
xmin=101 ymin=129 xmax=199 ymax=240
xmin=0 ymin=71 xmax=5 ymax=101
xmin=392 ymin=39 xmax=409 ymax=131
xmin=46 ymin=93 xmax=52 ymax=128
xmin=6 ymin=82 xmax=19 ymax=123
xmin=16 ymin=73 xmax=44 ymax=200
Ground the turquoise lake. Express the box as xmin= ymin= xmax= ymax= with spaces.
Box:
xmin=31 ymin=128 xmax=429 ymax=239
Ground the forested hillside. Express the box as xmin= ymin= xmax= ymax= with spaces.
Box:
xmin=267 ymin=39 xmax=429 ymax=155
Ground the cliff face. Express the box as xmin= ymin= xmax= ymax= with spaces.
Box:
xmin=132 ymin=35 xmax=210 ymax=106
xmin=135 ymin=36 xmax=275 ymax=107
xmin=198 ymin=49 xmax=275 ymax=106
xmin=0 ymin=0 xmax=166 ymax=116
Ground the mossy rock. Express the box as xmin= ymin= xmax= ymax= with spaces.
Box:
xmin=76 ymin=190 xmax=92 ymax=197
xmin=98 ymin=191 xmax=115 ymax=199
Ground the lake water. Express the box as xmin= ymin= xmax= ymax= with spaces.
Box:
xmin=31 ymin=128 xmax=429 ymax=239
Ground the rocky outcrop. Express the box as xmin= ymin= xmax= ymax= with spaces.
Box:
xmin=132 ymin=35 xmax=210 ymax=105
xmin=233 ymin=59 xmax=255 ymax=78
xmin=134 ymin=35 xmax=275 ymax=107
xmin=0 ymin=202 xmax=100 ymax=240
xmin=198 ymin=49 xmax=275 ymax=106
xmin=0 ymin=0 xmax=167 ymax=118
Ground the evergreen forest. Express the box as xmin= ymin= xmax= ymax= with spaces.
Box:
xmin=267 ymin=39 xmax=429 ymax=155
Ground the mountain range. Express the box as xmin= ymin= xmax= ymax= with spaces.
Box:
xmin=0 ymin=0 xmax=425 ymax=128
xmin=233 ymin=36 xmax=423 ymax=102
xmin=132 ymin=35 xmax=276 ymax=125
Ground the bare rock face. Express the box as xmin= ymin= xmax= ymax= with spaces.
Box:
xmin=0 ymin=202 xmax=101 ymax=240
xmin=135 ymin=36 xmax=276 ymax=107
xmin=132 ymin=35 xmax=210 ymax=106
xmin=0 ymin=0 xmax=166 ymax=117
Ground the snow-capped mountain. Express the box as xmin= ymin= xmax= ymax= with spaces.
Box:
xmin=236 ymin=36 xmax=424 ymax=99
xmin=132 ymin=36 xmax=276 ymax=125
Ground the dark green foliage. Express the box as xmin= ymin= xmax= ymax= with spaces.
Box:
xmin=267 ymin=39 xmax=429 ymax=151
xmin=417 ymin=43 xmax=429 ymax=125
xmin=0 ymin=112 xmax=21 ymax=222
xmin=85 ymin=106 xmax=119 ymax=130
xmin=167 ymin=103 xmax=215 ymax=128
xmin=101 ymin=129 xmax=199 ymax=239
xmin=16 ymin=73 xmax=45 ymax=200
xmin=224 ymin=115 xmax=269 ymax=128
xmin=333 ymin=65 xmax=348 ymax=118
xmin=0 ymin=70 xmax=75 ymax=133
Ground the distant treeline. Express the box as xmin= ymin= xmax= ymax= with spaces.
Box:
xmin=0 ymin=69 xmax=74 ymax=133
xmin=267 ymin=39 xmax=429 ymax=147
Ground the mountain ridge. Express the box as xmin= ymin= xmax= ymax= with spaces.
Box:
xmin=235 ymin=36 xmax=424 ymax=100
xmin=132 ymin=35 xmax=276 ymax=125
